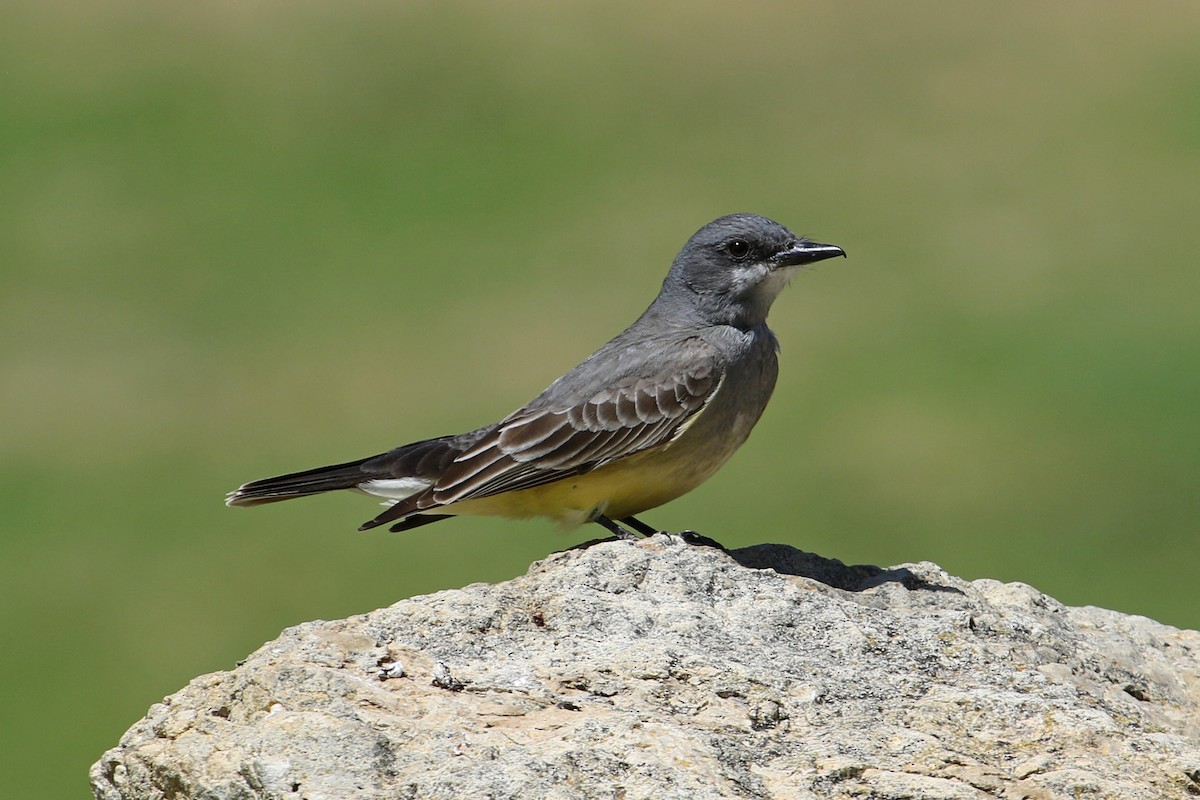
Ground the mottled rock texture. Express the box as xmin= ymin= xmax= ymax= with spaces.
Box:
xmin=91 ymin=536 xmax=1200 ymax=799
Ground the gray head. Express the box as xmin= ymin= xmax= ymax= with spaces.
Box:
xmin=658 ymin=214 xmax=844 ymax=330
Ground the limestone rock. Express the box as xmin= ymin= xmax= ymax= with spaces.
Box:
xmin=91 ymin=537 xmax=1200 ymax=799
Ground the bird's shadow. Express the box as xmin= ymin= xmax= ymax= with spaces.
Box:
xmin=725 ymin=541 xmax=964 ymax=595
xmin=568 ymin=534 xmax=964 ymax=595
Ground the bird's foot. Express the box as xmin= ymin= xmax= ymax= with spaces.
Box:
xmin=592 ymin=514 xmax=642 ymax=541
xmin=676 ymin=530 xmax=727 ymax=550
xmin=593 ymin=515 xmax=725 ymax=549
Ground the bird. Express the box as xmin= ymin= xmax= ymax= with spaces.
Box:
xmin=226 ymin=214 xmax=845 ymax=540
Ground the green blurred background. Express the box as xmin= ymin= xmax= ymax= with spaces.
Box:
xmin=3 ymin=1 xmax=1199 ymax=795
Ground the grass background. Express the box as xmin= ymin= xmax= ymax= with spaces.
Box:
xmin=3 ymin=2 xmax=1199 ymax=796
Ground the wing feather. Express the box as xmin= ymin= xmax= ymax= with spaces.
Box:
xmin=362 ymin=340 xmax=723 ymax=530
xmin=634 ymin=385 xmax=661 ymax=423
xmin=615 ymin=391 xmax=640 ymax=426
xmin=428 ymin=363 xmax=719 ymax=505
xmin=500 ymin=413 xmax=578 ymax=462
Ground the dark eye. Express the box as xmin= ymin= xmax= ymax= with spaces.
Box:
xmin=726 ymin=239 xmax=751 ymax=259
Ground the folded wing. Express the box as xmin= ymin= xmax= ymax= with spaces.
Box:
xmin=360 ymin=359 xmax=722 ymax=530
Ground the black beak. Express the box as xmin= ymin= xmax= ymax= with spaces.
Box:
xmin=771 ymin=240 xmax=846 ymax=268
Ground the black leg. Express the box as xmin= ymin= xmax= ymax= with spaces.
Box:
xmin=592 ymin=514 xmax=641 ymax=541
xmin=619 ymin=516 xmax=661 ymax=536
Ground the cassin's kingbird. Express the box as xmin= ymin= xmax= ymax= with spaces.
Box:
xmin=226 ymin=214 xmax=845 ymax=539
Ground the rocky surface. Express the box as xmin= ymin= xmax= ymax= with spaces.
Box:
xmin=91 ymin=536 xmax=1200 ymax=800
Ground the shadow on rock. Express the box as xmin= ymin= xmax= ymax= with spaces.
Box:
xmin=565 ymin=534 xmax=963 ymax=595
xmin=727 ymin=542 xmax=964 ymax=594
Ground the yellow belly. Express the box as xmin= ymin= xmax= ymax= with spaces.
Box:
xmin=441 ymin=446 xmax=708 ymax=527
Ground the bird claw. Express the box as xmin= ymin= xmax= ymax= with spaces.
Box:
xmin=676 ymin=530 xmax=727 ymax=550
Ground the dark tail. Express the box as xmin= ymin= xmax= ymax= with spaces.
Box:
xmin=225 ymin=456 xmax=377 ymax=507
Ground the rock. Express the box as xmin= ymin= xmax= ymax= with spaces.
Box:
xmin=90 ymin=536 xmax=1200 ymax=800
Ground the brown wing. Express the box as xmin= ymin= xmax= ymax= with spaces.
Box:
xmin=362 ymin=362 xmax=721 ymax=529
xmin=433 ymin=363 xmax=719 ymax=503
